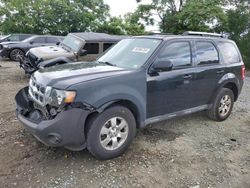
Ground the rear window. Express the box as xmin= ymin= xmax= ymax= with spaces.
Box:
xmin=83 ymin=43 xmax=99 ymax=54
xmin=217 ymin=42 xmax=240 ymax=64
xmin=196 ymin=42 xmax=219 ymax=65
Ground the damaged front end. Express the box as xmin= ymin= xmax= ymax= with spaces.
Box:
xmin=15 ymin=85 xmax=92 ymax=151
xmin=19 ymin=52 xmax=41 ymax=74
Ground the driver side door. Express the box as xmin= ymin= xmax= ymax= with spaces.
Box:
xmin=147 ymin=40 xmax=198 ymax=119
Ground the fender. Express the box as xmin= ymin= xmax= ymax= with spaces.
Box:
xmin=70 ymin=70 xmax=147 ymax=128
xmin=91 ymin=89 xmax=146 ymax=128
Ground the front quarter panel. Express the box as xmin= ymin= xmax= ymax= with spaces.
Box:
xmin=68 ymin=69 xmax=147 ymax=127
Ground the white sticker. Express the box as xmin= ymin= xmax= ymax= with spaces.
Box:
xmin=132 ymin=47 xmax=150 ymax=54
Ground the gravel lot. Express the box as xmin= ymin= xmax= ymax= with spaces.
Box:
xmin=0 ymin=59 xmax=249 ymax=188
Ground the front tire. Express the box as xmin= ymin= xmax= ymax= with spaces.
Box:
xmin=207 ymin=88 xmax=234 ymax=121
xmin=86 ymin=105 xmax=136 ymax=160
xmin=10 ymin=49 xmax=24 ymax=61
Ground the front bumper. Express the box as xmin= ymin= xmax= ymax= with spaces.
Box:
xmin=15 ymin=87 xmax=90 ymax=151
xmin=19 ymin=57 xmax=38 ymax=74
xmin=0 ymin=49 xmax=10 ymax=58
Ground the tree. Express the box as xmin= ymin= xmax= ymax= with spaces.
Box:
xmin=136 ymin=0 xmax=226 ymax=34
xmin=225 ymin=3 xmax=250 ymax=68
xmin=0 ymin=0 xmax=109 ymax=35
xmin=96 ymin=12 xmax=146 ymax=35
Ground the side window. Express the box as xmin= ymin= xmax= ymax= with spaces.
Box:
xmin=196 ymin=42 xmax=219 ymax=65
xmin=8 ymin=35 xmax=20 ymax=41
xmin=46 ymin=37 xmax=59 ymax=43
xmin=157 ymin=42 xmax=191 ymax=68
xmin=33 ymin=37 xmax=46 ymax=43
xmin=20 ymin=35 xmax=27 ymax=41
xmin=103 ymin=43 xmax=115 ymax=51
xmin=83 ymin=43 xmax=99 ymax=54
xmin=217 ymin=42 xmax=240 ymax=64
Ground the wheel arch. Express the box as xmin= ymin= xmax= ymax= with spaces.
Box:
xmin=223 ymin=82 xmax=238 ymax=101
xmin=9 ymin=48 xmax=25 ymax=58
xmin=210 ymin=80 xmax=239 ymax=105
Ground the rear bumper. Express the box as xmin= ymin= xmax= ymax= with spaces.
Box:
xmin=15 ymin=87 xmax=90 ymax=150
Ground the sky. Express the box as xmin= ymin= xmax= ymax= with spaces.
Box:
xmin=104 ymin=0 xmax=159 ymax=31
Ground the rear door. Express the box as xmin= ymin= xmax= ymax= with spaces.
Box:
xmin=192 ymin=40 xmax=223 ymax=105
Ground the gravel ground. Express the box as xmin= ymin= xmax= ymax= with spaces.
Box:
xmin=0 ymin=59 xmax=250 ymax=188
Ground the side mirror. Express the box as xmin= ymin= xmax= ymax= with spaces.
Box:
xmin=79 ymin=49 xmax=87 ymax=56
xmin=56 ymin=41 xmax=60 ymax=45
xmin=30 ymin=41 xmax=34 ymax=44
xmin=7 ymin=38 xmax=10 ymax=41
xmin=153 ymin=59 xmax=173 ymax=72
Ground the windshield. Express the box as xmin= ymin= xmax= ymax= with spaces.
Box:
xmin=98 ymin=38 xmax=161 ymax=69
xmin=62 ymin=35 xmax=83 ymax=52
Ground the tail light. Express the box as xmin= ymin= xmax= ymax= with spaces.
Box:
xmin=242 ymin=64 xmax=245 ymax=80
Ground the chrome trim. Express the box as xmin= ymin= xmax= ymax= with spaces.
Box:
xmin=28 ymin=77 xmax=51 ymax=106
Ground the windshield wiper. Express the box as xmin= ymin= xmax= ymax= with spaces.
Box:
xmin=98 ymin=61 xmax=116 ymax=67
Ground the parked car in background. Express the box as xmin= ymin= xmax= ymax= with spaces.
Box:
xmin=0 ymin=33 xmax=34 ymax=43
xmin=19 ymin=32 xmax=126 ymax=74
xmin=15 ymin=31 xmax=245 ymax=159
xmin=0 ymin=35 xmax=63 ymax=61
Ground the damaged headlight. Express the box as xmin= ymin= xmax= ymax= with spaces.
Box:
xmin=47 ymin=87 xmax=76 ymax=107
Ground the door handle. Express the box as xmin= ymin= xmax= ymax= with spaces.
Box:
xmin=183 ymin=74 xmax=192 ymax=79
xmin=216 ymin=70 xmax=225 ymax=74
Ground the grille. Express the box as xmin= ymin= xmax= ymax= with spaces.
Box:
xmin=28 ymin=77 xmax=47 ymax=106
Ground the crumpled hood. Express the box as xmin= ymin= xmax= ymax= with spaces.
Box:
xmin=33 ymin=62 xmax=132 ymax=89
xmin=29 ymin=46 xmax=73 ymax=60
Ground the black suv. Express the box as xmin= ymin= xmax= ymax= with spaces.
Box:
xmin=15 ymin=32 xmax=245 ymax=160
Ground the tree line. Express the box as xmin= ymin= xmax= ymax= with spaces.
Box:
xmin=0 ymin=0 xmax=249 ymax=67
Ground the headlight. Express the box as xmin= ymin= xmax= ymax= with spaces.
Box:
xmin=3 ymin=45 xmax=9 ymax=49
xmin=47 ymin=88 xmax=76 ymax=107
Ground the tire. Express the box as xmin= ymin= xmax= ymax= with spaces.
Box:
xmin=9 ymin=49 xmax=24 ymax=61
xmin=207 ymin=88 xmax=234 ymax=121
xmin=86 ymin=105 xmax=136 ymax=160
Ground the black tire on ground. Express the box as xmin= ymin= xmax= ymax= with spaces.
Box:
xmin=9 ymin=49 xmax=24 ymax=61
xmin=86 ymin=105 xmax=136 ymax=160
xmin=207 ymin=88 xmax=234 ymax=121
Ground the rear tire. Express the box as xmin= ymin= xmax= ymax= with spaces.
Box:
xmin=207 ymin=88 xmax=234 ymax=121
xmin=10 ymin=49 xmax=24 ymax=61
xmin=86 ymin=105 xmax=136 ymax=160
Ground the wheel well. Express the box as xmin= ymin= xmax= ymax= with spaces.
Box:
xmin=111 ymin=100 xmax=140 ymax=128
xmin=223 ymin=82 xmax=238 ymax=101
xmin=84 ymin=100 xmax=140 ymax=136
xmin=9 ymin=48 xmax=24 ymax=57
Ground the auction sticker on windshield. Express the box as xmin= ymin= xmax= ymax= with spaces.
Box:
xmin=132 ymin=47 xmax=150 ymax=54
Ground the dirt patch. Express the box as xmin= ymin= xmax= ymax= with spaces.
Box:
xmin=0 ymin=59 xmax=250 ymax=188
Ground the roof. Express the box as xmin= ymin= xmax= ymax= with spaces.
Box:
xmin=70 ymin=32 xmax=127 ymax=42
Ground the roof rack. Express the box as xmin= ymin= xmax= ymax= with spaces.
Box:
xmin=147 ymin=32 xmax=174 ymax=36
xmin=182 ymin=31 xmax=227 ymax=38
